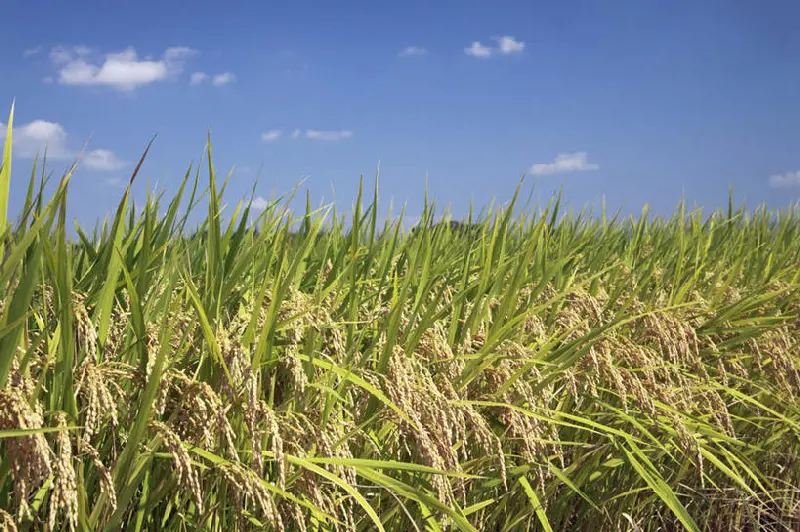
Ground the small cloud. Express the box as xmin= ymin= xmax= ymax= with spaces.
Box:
xmin=261 ymin=130 xmax=282 ymax=142
xmin=163 ymin=46 xmax=197 ymax=62
xmin=251 ymin=196 xmax=269 ymax=211
xmin=399 ymin=46 xmax=428 ymax=57
xmin=212 ymin=72 xmax=236 ymax=86
xmin=48 ymin=45 xmax=197 ymax=91
xmin=49 ymin=45 xmax=91 ymax=65
xmin=0 ymin=120 xmax=119 ymax=166
xmin=530 ymin=152 xmax=599 ymax=175
xmin=105 ymin=177 xmax=123 ymax=186
xmin=82 ymin=149 xmax=126 ymax=171
xmin=305 ymin=129 xmax=353 ymax=141
xmin=23 ymin=46 xmax=43 ymax=58
xmin=42 ymin=76 xmax=54 ymax=84
xmin=189 ymin=71 xmax=208 ymax=85
xmin=0 ymin=119 xmax=72 ymax=159
xmin=466 ymin=36 xmax=525 ymax=58
xmin=290 ymin=128 xmax=302 ymax=140
xmin=494 ymin=36 xmax=525 ymax=55
xmin=769 ymin=171 xmax=800 ymax=188
xmin=465 ymin=41 xmax=492 ymax=58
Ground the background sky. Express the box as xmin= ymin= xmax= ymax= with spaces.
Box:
xmin=2 ymin=0 xmax=800 ymax=229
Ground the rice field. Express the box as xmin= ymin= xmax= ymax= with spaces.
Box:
xmin=2 ymin=108 xmax=800 ymax=531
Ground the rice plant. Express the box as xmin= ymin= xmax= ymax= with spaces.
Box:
xmin=2 ymin=105 xmax=800 ymax=531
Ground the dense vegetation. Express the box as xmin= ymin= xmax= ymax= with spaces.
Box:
xmin=2 ymin=107 xmax=800 ymax=531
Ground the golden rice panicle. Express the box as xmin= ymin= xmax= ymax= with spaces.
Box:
xmin=283 ymin=500 xmax=309 ymax=532
xmin=641 ymin=310 xmax=707 ymax=382
xmin=0 ymin=389 xmax=53 ymax=521
xmin=48 ymin=413 xmax=78 ymax=532
xmin=152 ymin=421 xmax=204 ymax=515
xmin=716 ymin=357 xmax=730 ymax=387
xmin=242 ymin=362 xmax=288 ymax=491
xmin=417 ymin=320 xmax=462 ymax=381
xmin=310 ymin=412 xmax=357 ymax=487
xmin=464 ymin=406 xmax=507 ymax=489
xmin=478 ymin=348 xmax=559 ymax=470
xmin=297 ymin=469 xmax=338 ymax=525
xmin=166 ymin=372 xmax=239 ymax=460
xmin=219 ymin=463 xmax=283 ymax=529
xmin=298 ymin=415 xmax=359 ymax=527
xmin=83 ymin=442 xmax=117 ymax=514
xmin=0 ymin=508 xmax=17 ymax=532
xmin=486 ymin=383 xmax=541 ymax=466
xmin=552 ymin=288 xmax=604 ymax=340
xmin=75 ymin=359 xmax=131 ymax=445
xmin=321 ymin=319 xmax=347 ymax=362
xmin=523 ymin=313 xmax=548 ymax=345
xmin=316 ymin=257 xmax=333 ymax=288
xmin=72 ymin=291 xmax=98 ymax=364
xmin=216 ymin=403 xmax=240 ymax=463
xmin=665 ymin=411 xmax=705 ymax=486
xmin=144 ymin=322 xmax=160 ymax=379
xmin=7 ymin=354 xmax=35 ymax=399
xmin=283 ymin=342 xmax=307 ymax=395
xmin=263 ymin=403 xmax=285 ymax=490
xmin=384 ymin=346 xmax=457 ymax=503
xmin=700 ymin=389 xmax=735 ymax=437
xmin=243 ymin=370 xmax=264 ymax=476
xmin=755 ymin=327 xmax=800 ymax=398
xmin=217 ymin=322 xmax=247 ymax=399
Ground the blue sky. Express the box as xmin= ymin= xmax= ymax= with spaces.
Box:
xmin=2 ymin=0 xmax=800 ymax=228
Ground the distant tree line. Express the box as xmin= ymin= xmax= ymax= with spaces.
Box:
xmin=411 ymin=220 xmax=483 ymax=237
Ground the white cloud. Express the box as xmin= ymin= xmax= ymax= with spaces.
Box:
xmin=769 ymin=171 xmax=800 ymax=188
xmin=0 ymin=120 xmax=71 ymax=159
xmin=465 ymin=41 xmax=492 ymax=58
xmin=305 ymin=130 xmax=353 ymax=141
xmin=82 ymin=149 xmax=126 ymax=171
xmin=105 ymin=177 xmax=123 ymax=186
xmin=283 ymin=129 xmax=354 ymax=141
xmin=0 ymin=120 xmax=121 ymax=171
xmin=163 ymin=46 xmax=197 ymax=62
xmin=530 ymin=152 xmax=599 ymax=175
xmin=23 ymin=46 xmax=43 ymax=58
xmin=261 ymin=130 xmax=282 ymax=142
xmin=399 ymin=46 xmax=428 ymax=57
xmin=49 ymin=45 xmax=91 ymax=64
xmin=212 ymin=72 xmax=236 ymax=86
xmin=465 ymin=36 xmax=525 ymax=58
xmin=48 ymin=45 xmax=197 ymax=91
xmin=189 ymin=71 xmax=208 ymax=85
xmin=251 ymin=196 xmax=269 ymax=211
xmin=494 ymin=36 xmax=525 ymax=55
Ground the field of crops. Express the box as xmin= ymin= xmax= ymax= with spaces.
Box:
xmin=2 ymin=112 xmax=800 ymax=531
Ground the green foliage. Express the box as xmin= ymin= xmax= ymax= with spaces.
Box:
xmin=1 ymin=119 xmax=800 ymax=530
